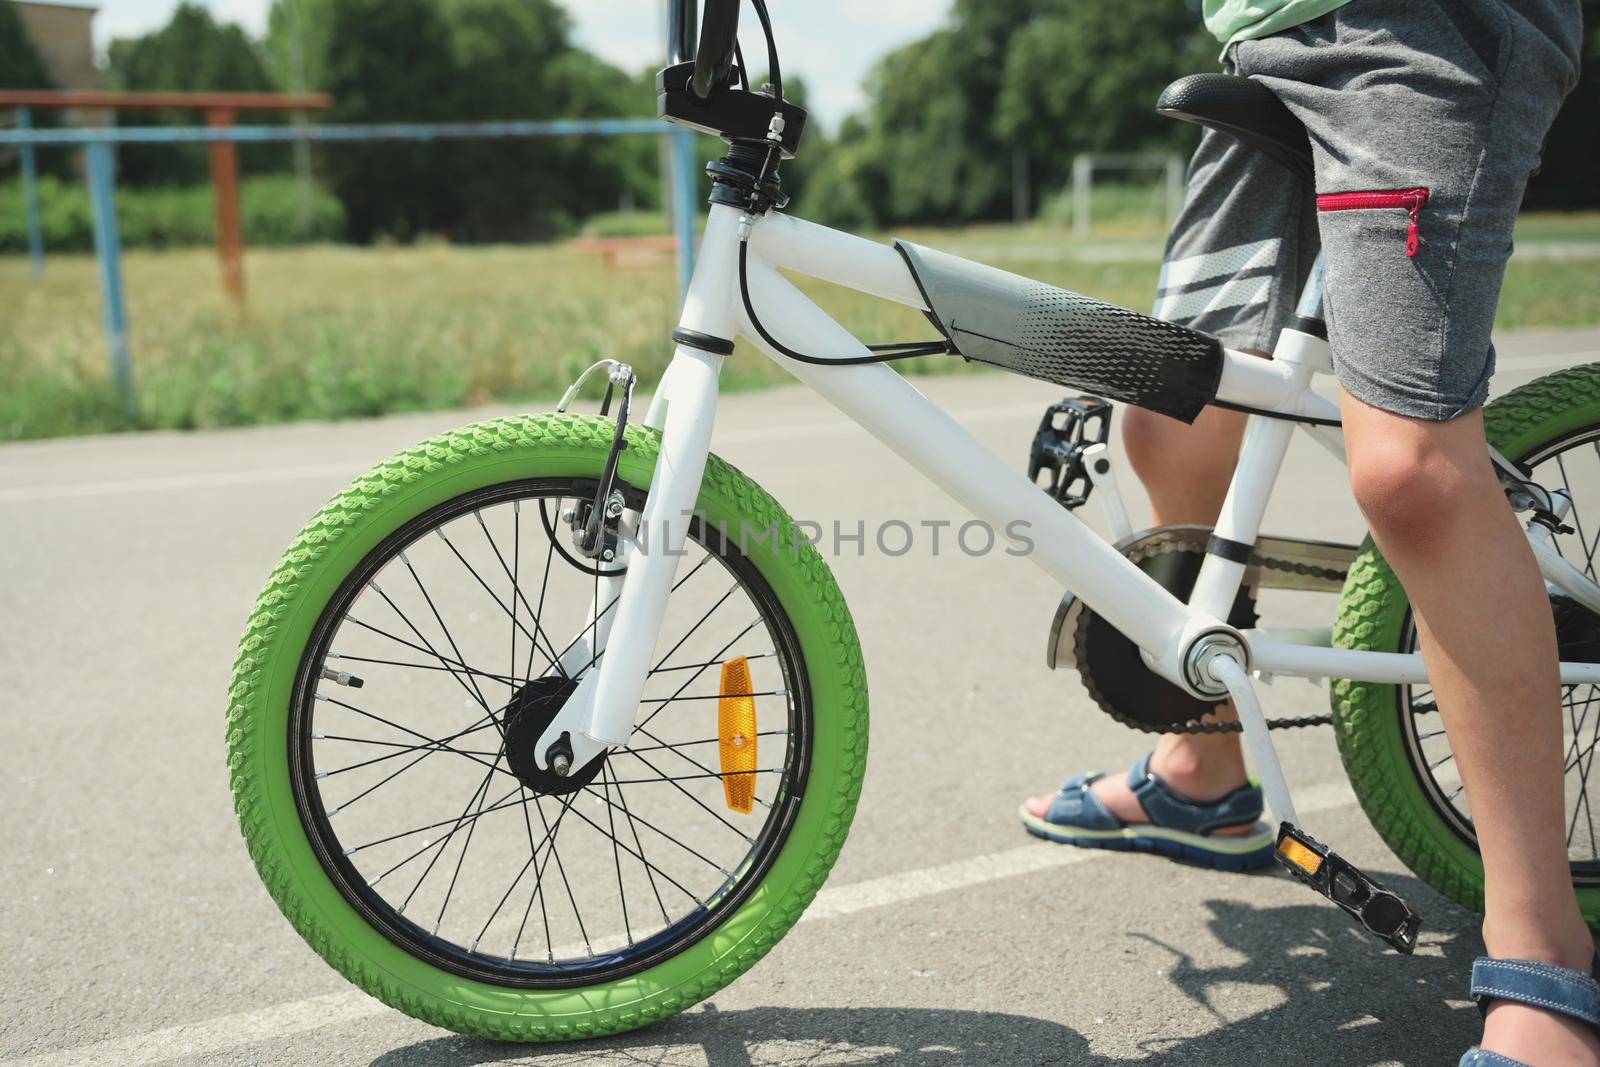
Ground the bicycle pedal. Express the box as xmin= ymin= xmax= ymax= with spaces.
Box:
xmin=1274 ymin=823 xmax=1421 ymax=954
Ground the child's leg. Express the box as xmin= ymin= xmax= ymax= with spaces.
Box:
xmin=1343 ymin=395 xmax=1598 ymax=1062
xmin=1026 ymin=401 xmax=1253 ymax=825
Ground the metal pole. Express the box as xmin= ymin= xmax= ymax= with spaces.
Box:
xmin=667 ymin=0 xmax=699 ymax=301
xmin=1166 ymin=153 xmax=1185 ymax=226
xmin=1073 ymin=154 xmax=1092 ymax=241
xmin=1012 ymin=144 xmax=1029 ymax=223
xmin=670 ymin=127 xmax=699 ymax=302
xmin=18 ymin=105 xmax=45 ymax=279
xmin=86 ymin=142 xmax=134 ymax=416
xmin=207 ymin=107 xmax=246 ymax=304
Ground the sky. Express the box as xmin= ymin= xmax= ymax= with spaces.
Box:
xmin=78 ymin=0 xmax=952 ymax=130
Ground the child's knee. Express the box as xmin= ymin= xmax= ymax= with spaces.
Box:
xmin=1122 ymin=405 xmax=1234 ymax=491
xmin=1347 ymin=435 xmax=1475 ymax=547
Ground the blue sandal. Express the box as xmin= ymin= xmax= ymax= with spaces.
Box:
xmin=1018 ymin=753 xmax=1275 ymax=871
xmin=1460 ymin=955 xmax=1600 ymax=1065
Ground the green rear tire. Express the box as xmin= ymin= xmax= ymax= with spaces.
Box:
xmin=226 ymin=412 xmax=868 ymax=1039
xmin=1332 ymin=364 xmax=1600 ymax=921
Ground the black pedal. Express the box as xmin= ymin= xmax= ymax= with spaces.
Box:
xmin=1028 ymin=396 xmax=1112 ymax=510
xmin=1275 ymin=823 xmax=1421 ymax=954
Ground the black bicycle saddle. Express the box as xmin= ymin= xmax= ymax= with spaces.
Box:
xmin=1157 ymin=73 xmax=1313 ymax=181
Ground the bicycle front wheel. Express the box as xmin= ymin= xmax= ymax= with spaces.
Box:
xmin=227 ymin=413 xmax=867 ymax=1040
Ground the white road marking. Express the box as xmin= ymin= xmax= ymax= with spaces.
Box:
xmin=2 ymin=779 xmax=1359 ymax=1066
xmin=1495 ymin=348 xmax=1600 ymax=374
xmin=1 ymin=990 xmax=390 ymax=1067
xmin=0 ymin=404 xmax=1045 ymax=505
xmin=0 ymin=462 xmax=362 ymax=504
xmin=801 ymin=777 xmax=1357 ymax=923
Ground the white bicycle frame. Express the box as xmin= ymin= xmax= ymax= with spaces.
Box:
xmin=538 ymin=200 xmax=1600 ymax=831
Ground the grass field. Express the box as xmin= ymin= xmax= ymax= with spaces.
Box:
xmin=3 ymin=214 xmax=1599 ymax=441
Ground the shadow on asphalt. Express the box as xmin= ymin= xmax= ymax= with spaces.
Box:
xmin=372 ymin=871 xmax=1482 ymax=1066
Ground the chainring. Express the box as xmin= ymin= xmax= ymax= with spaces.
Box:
xmin=1054 ymin=526 xmax=1347 ymax=735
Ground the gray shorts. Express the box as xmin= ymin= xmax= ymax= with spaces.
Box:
xmin=1156 ymin=0 xmax=1582 ymax=420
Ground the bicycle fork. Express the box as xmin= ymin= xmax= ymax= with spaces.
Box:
xmin=531 ymin=212 xmax=742 ymax=775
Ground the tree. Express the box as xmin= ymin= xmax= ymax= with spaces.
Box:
xmin=316 ymin=0 xmax=460 ymax=240
xmin=279 ymin=0 xmax=659 ymax=242
xmin=1524 ymin=0 xmax=1600 ymax=210
xmin=793 ymin=0 xmax=1220 ymax=228
xmin=996 ymin=1 xmax=1213 ymax=195
xmin=0 ymin=2 xmax=61 ymax=180
xmin=0 ymin=3 xmax=52 ymax=90
xmin=106 ymin=4 xmax=277 ymax=185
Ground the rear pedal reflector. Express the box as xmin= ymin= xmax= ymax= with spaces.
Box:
xmin=1275 ymin=823 xmax=1421 ymax=954
xmin=718 ymin=657 xmax=758 ymax=814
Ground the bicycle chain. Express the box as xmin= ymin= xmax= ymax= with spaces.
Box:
xmin=1072 ymin=529 xmax=1339 ymax=734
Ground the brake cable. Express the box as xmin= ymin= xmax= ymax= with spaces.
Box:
xmin=731 ymin=2 xmax=952 ymax=368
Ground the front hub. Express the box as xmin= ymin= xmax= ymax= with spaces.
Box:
xmin=503 ymin=676 xmax=605 ymax=795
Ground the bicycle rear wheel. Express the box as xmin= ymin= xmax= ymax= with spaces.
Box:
xmin=1333 ymin=364 xmax=1600 ymax=920
xmin=228 ymin=413 xmax=867 ymax=1039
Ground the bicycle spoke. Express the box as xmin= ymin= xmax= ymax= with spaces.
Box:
xmin=370 ymin=569 xmax=493 ymax=719
xmin=630 ymin=721 xmax=773 ymax=811
xmin=600 ymin=759 xmax=632 ymax=945
xmin=633 ymin=617 xmax=765 ymax=736
xmin=482 ymin=790 xmax=572 ymax=958
xmin=511 ymin=792 xmax=560 ymax=963
xmin=475 ymin=509 xmax=570 ymax=679
xmin=327 ymin=649 xmax=520 ymax=687
xmin=649 ymin=651 xmax=777 ymax=674
xmin=533 ymin=787 xmax=591 ymax=956
xmin=622 ymin=729 xmax=788 ymax=756
xmin=606 ymin=769 xmax=783 ymax=786
xmin=1557 ymin=454 xmax=1596 ymax=579
xmin=608 ymin=761 xmax=670 ymax=926
xmin=510 ymin=503 xmax=521 ymax=694
xmin=400 ymin=753 xmax=504 ymax=917
xmin=432 ymin=747 xmax=512 ymax=935
xmin=525 ymin=533 xmax=559 ymax=682
xmin=1570 ymin=685 xmax=1600 ymax=852
xmin=344 ymin=617 xmax=514 ymax=693
xmin=612 ymin=744 xmax=756 ymax=843
xmin=403 ymin=551 xmax=496 ymax=714
xmin=650 ymin=583 xmax=739 ymax=673
xmin=316 ymin=733 xmax=501 ymax=778
xmin=317 ymin=695 xmax=515 ymax=785
xmin=577 ymin=784 xmax=728 ymax=884
xmin=347 ymin=783 xmax=528 ymax=858
xmin=436 ymin=522 xmax=564 ymax=680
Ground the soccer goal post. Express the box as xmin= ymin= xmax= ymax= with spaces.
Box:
xmin=1070 ymin=152 xmax=1187 ymax=239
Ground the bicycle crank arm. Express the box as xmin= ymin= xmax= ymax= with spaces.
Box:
xmin=1201 ymin=652 xmax=1423 ymax=954
xmin=1275 ymin=823 xmax=1422 ymax=954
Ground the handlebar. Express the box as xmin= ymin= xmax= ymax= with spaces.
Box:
xmin=690 ymin=0 xmax=740 ymax=100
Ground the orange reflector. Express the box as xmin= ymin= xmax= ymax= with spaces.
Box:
xmin=1277 ymin=835 xmax=1325 ymax=876
xmin=718 ymin=656 xmax=758 ymax=814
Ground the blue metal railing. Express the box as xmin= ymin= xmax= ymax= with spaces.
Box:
xmin=1 ymin=116 xmax=705 ymax=413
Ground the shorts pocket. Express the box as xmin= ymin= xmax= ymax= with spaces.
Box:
xmin=1317 ymin=187 xmax=1430 ymax=257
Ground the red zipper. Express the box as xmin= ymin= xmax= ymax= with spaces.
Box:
xmin=1316 ymin=187 xmax=1431 ymax=257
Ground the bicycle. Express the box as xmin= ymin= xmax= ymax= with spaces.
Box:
xmin=226 ymin=0 xmax=1600 ymax=1041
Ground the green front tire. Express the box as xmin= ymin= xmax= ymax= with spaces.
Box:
xmin=226 ymin=413 xmax=868 ymax=1039
xmin=1332 ymin=365 xmax=1600 ymax=921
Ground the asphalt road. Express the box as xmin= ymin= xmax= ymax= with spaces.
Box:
xmin=4 ymin=327 xmax=1598 ymax=1067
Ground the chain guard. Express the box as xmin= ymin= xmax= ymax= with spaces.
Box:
xmin=1049 ymin=526 xmax=1355 ymax=734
